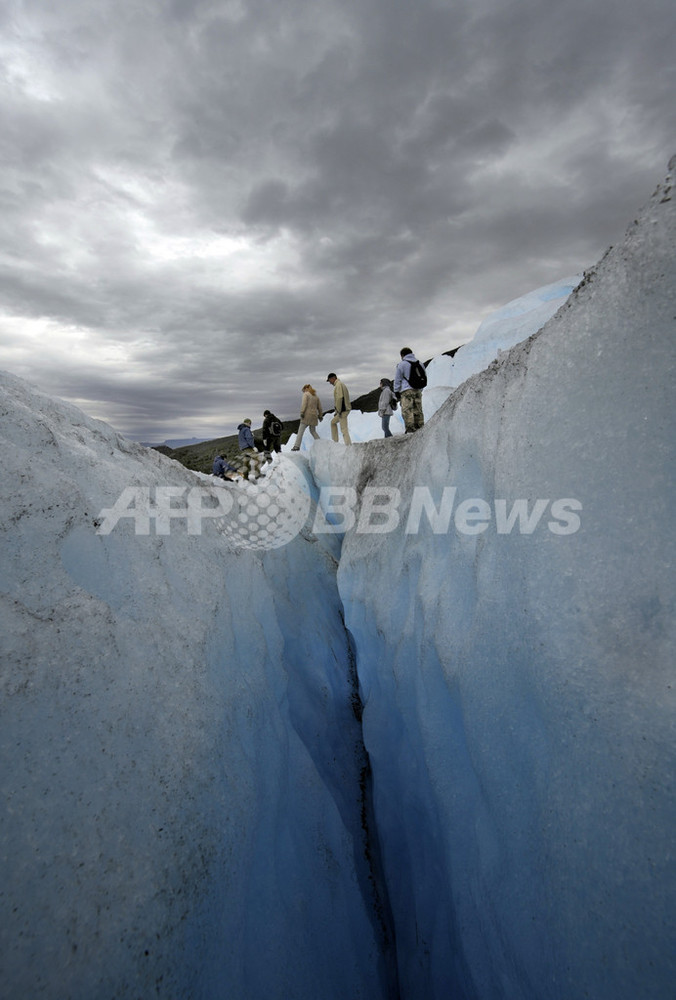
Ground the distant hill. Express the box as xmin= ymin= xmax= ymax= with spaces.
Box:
xmin=166 ymin=421 xmax=298 ymax=474
xmin=142 ymin=436 xmax=211 ymax=449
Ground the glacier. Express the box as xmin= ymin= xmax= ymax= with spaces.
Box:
xmin=0 ymin=389 xmax=390 ymax=998
xmin=0 ymin=159 xmax=674 ymax=999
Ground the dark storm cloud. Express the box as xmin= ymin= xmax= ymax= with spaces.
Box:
xmin=0 ymin=0 xmax=674 ymax=439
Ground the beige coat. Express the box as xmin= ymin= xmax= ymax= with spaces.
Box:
xmin=332 ymin=378 xmax=351 ymax=414
xmin=300 ymin=391 xmax=323 ymax=426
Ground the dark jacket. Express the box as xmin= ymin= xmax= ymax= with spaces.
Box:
xmin=262 ymin=413 xmax=282 ymax=449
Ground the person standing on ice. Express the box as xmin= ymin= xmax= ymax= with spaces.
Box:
xmin=377 ymin=378 xmax=397 ymax=438
xmin=291 ymin=384 xmax=323 ymax=451
xmin=394 ymin=347 xmax=426 ymax=433
xmin=262 ymin=410 xmax=283 ymax=453
xmin=326 ymin=373 xmax=352 ymax=445
xmin=236 ymin=418 xmax=261 ymax=478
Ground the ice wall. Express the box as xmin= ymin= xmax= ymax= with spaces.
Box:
xmin=0 ymin=374 xmax=390 ymax=998
xmin=308 ymin=161 xmax=675 ymax=999
xmin=1 ymin=158 xmax=674 ymax=1000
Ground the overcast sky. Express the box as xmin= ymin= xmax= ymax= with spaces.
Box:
xmin=1 ymin=0 xmax=674 ymax=441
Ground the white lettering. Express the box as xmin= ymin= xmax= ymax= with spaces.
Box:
xmin=154 ymin=486 xmax=188 ymax=534
xmin=312 ymin=487 xmax=357 ymax=533
xmin=405 ymin=486 xmax=457 ymax=534
xmin=97 ymin=487 xmax=152 ymax=535
xmin=454 ymin=498 xmax=491 ymax=535
xmin=548 ymin=498 xmax=582 ymax=535
xmin=495 ymin=498 xmax=550 ymax=534
xmin=356 ymin=487 xmax=401 ymax=533
xmin=186 ymin=487 xmax=234 ymax=534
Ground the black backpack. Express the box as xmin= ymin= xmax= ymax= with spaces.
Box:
xmin=269 ymin=418 xmax=283 ymax=437
xmin=407 ymin=358 xmax=427 ymax=390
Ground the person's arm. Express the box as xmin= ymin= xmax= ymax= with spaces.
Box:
xmin=393 ymin=363 xmax=403 ymax=394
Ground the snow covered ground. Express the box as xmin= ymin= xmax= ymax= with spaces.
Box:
xmin=281 ymin=395 xmax=407 ymax=449
xmin=1 ymin=159 xmax=674 ymax=999
xmin=423 ymin=273 xmax=581 ymax=419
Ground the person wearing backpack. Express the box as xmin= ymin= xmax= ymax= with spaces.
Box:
xmin=377 ymin=378 xmax=397 ymax=438
xmin=393 ymin=347 xmax=426 ymax=433
xmin=262 ymin=410 xmax=283 ymax=453
xmin=291 ymin=384 xmax=323 ymax=451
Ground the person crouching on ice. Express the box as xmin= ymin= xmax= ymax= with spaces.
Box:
xmin=212 ymin=454 xmax=238 ymax=480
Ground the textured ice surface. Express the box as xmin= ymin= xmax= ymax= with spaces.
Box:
xmin=308 ymin=160 xmax=675 ymax=1000
xmin=1 ymin=162 xmax=674 ymax=999
xmin=0 ymin=374 xmax=385 ymax=998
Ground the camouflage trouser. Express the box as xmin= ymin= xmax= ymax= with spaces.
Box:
xmin=236 ymin=448 xmax=263 ymax=479
xmin=400 ymin=389 xmax=424 ymax=432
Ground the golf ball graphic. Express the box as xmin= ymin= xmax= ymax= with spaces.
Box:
xmin=218 ymin=459 xmax=311 ymax=550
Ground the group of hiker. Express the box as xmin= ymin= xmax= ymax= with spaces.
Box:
xmin=213 ymin=347 xmax=427 ymax=480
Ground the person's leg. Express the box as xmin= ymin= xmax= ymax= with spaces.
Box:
xmin=330 ymin=413 xmax=340 ymax=442
xmin=247 ymin=448 xmax=258 ymax=478
xmin=291 ymin=423 xmax=308 ymax=450
xmin=238 ymin=447 xmax=253 ymax=478
xmin=309 ymin=426 xmax=320 ymax=439
xmin=340 ymin=413 xmax=352 ymax=445
xmin=382 ymin=415 xmax=392 ymax=438
xmin=400 ymin=390 xmax=415 ymax=433
xmin=412 ymin=390 xmax=425 ymax=430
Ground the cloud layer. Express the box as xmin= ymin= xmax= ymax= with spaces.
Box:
xmin=1 ymin=0 xmax=674 ymax=440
